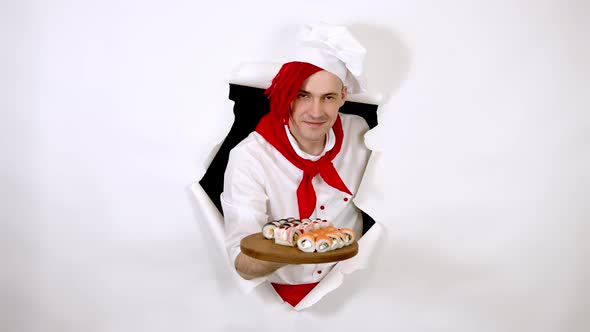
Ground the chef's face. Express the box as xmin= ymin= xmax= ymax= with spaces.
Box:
xmin=288 ymin=70 xmax=347 ymax=154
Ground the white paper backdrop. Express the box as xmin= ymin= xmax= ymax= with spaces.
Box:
xmin=2 ymin=0 xmax=588 ymax=331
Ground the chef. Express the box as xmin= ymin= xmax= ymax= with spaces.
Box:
xmin=222 ymin=23 xmax=374 ymax=308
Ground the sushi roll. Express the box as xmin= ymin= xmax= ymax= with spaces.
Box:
xmin=323 ymin=226 xmax=337 ymax=233
xmin=296 ymin=233 xmax=316 ymax=253
xmin=339 ymin=228 xmax=356 ymax=245
xmin=311 ymin=220 xmax=321 ymax=231
xmin=274 ymin=226 xmax=301 ymax=247
xmin=273 ymin=226 xmax=288 ymax=245
xmin=300 ymin=222 xmax=315 ymax=234
xmin=313 ymin=229 xmax=328 ymax=237
xmin=262 ymin=221 xmax=279 ymax=239
xmin=334 ymin=231 xmax=347 ymax=248
xmin=315 ymin=235 xmax=333 ymax=253
xmin=326 ymin=232 xmax=343 ymax=250
xmin=320 ymin=219 xmax=331 ymax=229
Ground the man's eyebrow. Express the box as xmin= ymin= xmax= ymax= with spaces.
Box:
xmin=298 ymin=90 xmax=339 ymax=96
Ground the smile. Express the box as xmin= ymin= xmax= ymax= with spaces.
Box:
xmin=303 ymin=121 xmax=325 ymax=127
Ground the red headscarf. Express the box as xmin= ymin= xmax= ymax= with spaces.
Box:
xmin=255 ymin=62 xmax=352 ymax=218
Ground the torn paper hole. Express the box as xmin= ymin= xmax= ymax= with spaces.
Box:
xmin=189 ymin=60 xmax=396 ymax=310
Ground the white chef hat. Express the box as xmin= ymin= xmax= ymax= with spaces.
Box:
xmin=290 ymin=22 xmax=367 ymax=93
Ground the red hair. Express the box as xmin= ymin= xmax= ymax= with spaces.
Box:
xmin=264 ymin=62 xmax=323 ymax=122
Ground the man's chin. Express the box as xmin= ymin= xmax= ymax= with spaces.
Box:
xmin=302 ymin=128 xmax=327 ymax=137
xmin=303 ymin=123 xmax=326 ymax=131
xmin=301 ymin=133 xmax=327 ymax=143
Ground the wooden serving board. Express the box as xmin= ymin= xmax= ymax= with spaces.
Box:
xmin=240 ymin=232 xmax=358 ymax=264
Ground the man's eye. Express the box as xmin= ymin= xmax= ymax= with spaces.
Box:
xmin=298 ymin=94 xmax=309 ymax=99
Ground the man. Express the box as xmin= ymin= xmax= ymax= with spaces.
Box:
xmin=221 ymin=23 xmax=372 ymax=307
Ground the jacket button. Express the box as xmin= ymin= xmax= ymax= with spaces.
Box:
xmin=320 ymin=205 xmax=325 ymax=210
xmin=317 ymin=270 xmax=322 ymax=274
xmin=343 ymin=197 xmax=348 ymax=202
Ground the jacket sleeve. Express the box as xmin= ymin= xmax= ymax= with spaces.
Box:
xmin=221 ymin=143 xmax=270 ymax=291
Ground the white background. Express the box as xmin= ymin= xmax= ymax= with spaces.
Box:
xmin=2 ymin=0 xmax=589 ymax=331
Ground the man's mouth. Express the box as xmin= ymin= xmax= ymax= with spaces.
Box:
xmin=303 ymin=121 xmax=325 ymax=127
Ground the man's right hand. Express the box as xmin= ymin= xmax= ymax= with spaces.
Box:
xmin=234 ymin=252 xmax=287 ymax=280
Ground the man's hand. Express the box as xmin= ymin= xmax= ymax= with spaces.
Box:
xmin=234 ymin=253 xmax=287 ymax=280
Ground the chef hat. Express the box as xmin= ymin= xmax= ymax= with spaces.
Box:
xmin=290 ymin=22 xmax=367 ymax=93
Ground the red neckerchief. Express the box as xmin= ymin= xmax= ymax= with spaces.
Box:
xmin=271 ymin=282 xmax=319 ymax=307
xmin=255 ymin=113 xmax=352 ymax=218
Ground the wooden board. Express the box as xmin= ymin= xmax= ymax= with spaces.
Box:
xmin=240 ymin=232 xmax=358 ymax=264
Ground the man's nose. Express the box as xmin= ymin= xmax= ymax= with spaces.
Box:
xmin=309 ymin=98 xmax=322 ymax=117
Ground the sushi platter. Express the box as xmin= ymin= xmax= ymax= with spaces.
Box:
xmin=240 ymin=232 xmax=358 ymax=263
xmin=239 ymin=217 xmax=359 ymax=264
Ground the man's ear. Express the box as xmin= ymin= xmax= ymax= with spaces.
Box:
xmin=340 ymin=86 xmax=348 ymax=106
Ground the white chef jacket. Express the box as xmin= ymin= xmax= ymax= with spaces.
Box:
xmin=221 ymin=113 xmax=371 ymax=287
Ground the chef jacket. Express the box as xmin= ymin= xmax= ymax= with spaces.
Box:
xmin=221 ymin=113 xmax=372 ymax=293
